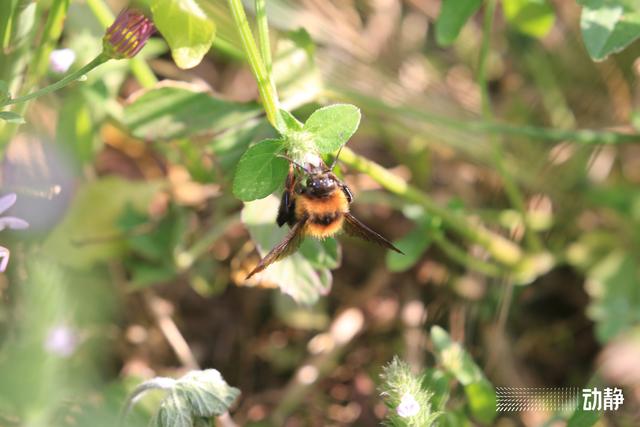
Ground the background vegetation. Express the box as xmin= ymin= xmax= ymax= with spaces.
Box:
xmin=1 ymin=0 xmax=640 ymax=426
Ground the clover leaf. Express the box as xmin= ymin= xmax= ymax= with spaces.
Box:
xmin=232 ymin=139 xmax=289 ymax=201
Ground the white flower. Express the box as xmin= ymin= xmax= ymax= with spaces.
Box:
xmin=397 ymin=392 xmax=420 ymax=418
xmin=49 ymin=48 xmax=76 ymax=74
xmin=44 ymin=325 xmax=78 ymax=357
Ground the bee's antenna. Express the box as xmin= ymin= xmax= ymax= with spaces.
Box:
xmin=328 ymin=145 xmax=344 ymax=171
xmin=276 ymin=154 xmax=308 ymax=173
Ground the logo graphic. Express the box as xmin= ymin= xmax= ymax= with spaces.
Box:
xmin=496 ymin=387 xmax=624 ymax=412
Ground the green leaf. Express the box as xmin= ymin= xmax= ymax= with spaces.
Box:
xmin=0 ymin=110 xmax=24 ymax=124
xmin=435 ymin=0 xmax=482 ymax=46
xmin=233 ymin=139 xmax=288 ymax=201
xmin=42 ymin=178 xmax=163 ymax=268
xmin=275 ymin=109 xmax=304 ymax=135
xmin=123 ymin=84 xmax=260 ymax=140
xmin=152 ymin=370 xmax=240 ymax=427
xmin=431 ymin=326 xmax=496 ymax=423
xmin=299 ymin=237 xmax=341 ymax=269
xmin=273 ymin=29 xmax=321 ymax=106
xmin=584 ymin=251 xmax=640 ymax=342
xmin=151 ymin=0 xmax=216 ymax=69
xmin=579 ymin=0 xmax=640 ymax=61
xmin=386 ymin=220 xmax=433 ymax=272
xmin=503 ymin=0 xmax=555 ymax=38
xmin=464 ymin=380 xmax=496 ymax=425
xmin=303 ymin=104 xmax=361 ymax=154
xmin=242 ymin=196 xmax=333 ymax=304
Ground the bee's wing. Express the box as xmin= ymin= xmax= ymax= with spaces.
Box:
xmin=343 ymin=213 xmax=404 ymax=254
xmin=246 ymin=216 xmax=308 ymax=279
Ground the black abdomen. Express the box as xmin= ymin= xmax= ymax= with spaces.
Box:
xmin=311 ymin=212 xmax=341 ymax=226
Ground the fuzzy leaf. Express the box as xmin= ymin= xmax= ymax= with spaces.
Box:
xmin=303 ymin=104 xmax=361 ymax=154
xmin=233 ymin=139 xmax=289 ymax=201
xmin=153 ymin=370 xmax=240 ymax=427
xmin=436 ymin=0 xmax=482 ymax=46
xmin=579 ymin=0 xmax=640 ymax=61
xmin=151 ymin=0 xmax=216 ymax=69
xmin=276 ymin=109 xmax=304 ymax=135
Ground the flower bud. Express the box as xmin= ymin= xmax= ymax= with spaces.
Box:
xmin=102 ymin=9 xmax=155 ymax=59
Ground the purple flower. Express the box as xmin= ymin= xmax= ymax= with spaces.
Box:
xmin=49 ymin=48 xmax=76 ymax=73
xmin=102 ymin=9 xmax=155 ymax=59
xmin=44 ymin=325 xmax=78 ymax=357
xmin=0 ymin=193 xmax=29 ymax=273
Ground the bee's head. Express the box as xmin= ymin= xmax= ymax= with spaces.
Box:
xmin=305 ymin=171 xmax=337 ymax=197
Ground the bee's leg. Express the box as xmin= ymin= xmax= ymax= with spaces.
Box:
xmin=341 ymin=184 xmax=353 ymax=203
xmin=277 ymin=164 xmax=297 ymax=227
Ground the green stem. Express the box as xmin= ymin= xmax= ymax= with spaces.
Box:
xmin=339 ymin=147 xmax=524 ymax=267
xmin=431 ymin=232 xmax=504 ymax=277
xmin=227 ymin=0 xmax=279 ymax=127
xmin=477 ymin=0 xmax=542 ymax=252
xmin=2 ymin=54 xmax=109 ymax=106
xmin=28 ymin=0 xmax=70 ymax=83
xmin=85 ymin=0 xmax=157 ymax=88
xmin=255 ymin=0 xmax=272 ymax=78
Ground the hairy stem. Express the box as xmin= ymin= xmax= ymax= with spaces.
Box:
xmin=227 ymin=0 xmax=280 ymax=127
xmin=2 ymin=54 xmax=109 ymax=106
xmin=339 ymin=147 xmax=524 ymax=267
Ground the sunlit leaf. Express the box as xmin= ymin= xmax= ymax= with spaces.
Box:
xmin=435 ymin=0 xmax=482 ymax=46
xmin=503 ymin=0 xmax=555 ymax=38
xmin=303 ymin=104 xmax=361 ymax=154
xmin=123 ymin=84 xmax=260 ymax=140
xmin=151 ymin=0 xmax=216 ymax=69
xmin=579 ymin=0 xmax=640 ymax=61
xmin=233 ymin=139 xmax=288 ymax=201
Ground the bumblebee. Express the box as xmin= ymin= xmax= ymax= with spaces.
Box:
xmin=246 ymin=154 xmax=403 ymax=279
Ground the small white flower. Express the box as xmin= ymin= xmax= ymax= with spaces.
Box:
xmin=44 ymin=325 xmax=78 ymax=357
xmin=49 ymin=48 xmax=76 ymax=74
xmin=397 ymin=392 xmax=420 ymax=418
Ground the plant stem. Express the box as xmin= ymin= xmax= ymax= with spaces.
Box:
xmin=339 ymin=147 xmax=524 ymax=267
xmin=28 ymin=0 xmax=70 ymax=83
xmin=431 ymin=231 xmax=504 ymax=277
xmin=477 ymin=0 xmax=542 ymax=252
xmin=85 ymin=0 xmax=157 ymax=88
xmin=255 ymin=0 xmax=273 ymax=78
xmin=2 ymin=54 xmax=109 ymax=106
xmin=227 ymin=0 xmax=280 ymax=127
